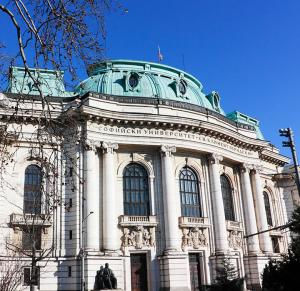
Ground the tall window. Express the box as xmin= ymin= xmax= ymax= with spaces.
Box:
xmin=220 ymin=174 xmax=235 ymax=221
xmin=179 ymin=167 xmax=202 ymax=217
xmin=123 ymin=163 xmax=150 ymax=216
xmin=263 ymin=191 xmax=273 ymax=226
xmin=24 ymin=165 xmax=42 ymax=214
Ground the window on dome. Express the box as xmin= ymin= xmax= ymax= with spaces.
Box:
xmin=24 ymin=165 xmax=42 ymax=214
xmin=128 ymin=73 xmax=139 ymax=89
xmin=220 ymin=174 xmax=235 ymax=221
xmin=179 ymin=167 xmax=202 ymax=217
xmin=263 ymin=191 xmax=273 ymax=226
xmin=178 ymin=80 xmax=187 ymax=95
xmin=123 ymin=163 xmax=150 ymax=216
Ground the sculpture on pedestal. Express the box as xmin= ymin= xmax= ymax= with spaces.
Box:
xmin=95 ymin=263 xmax=117 ymax=290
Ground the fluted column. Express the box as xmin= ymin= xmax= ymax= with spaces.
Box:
xmin=102 ymin=141 xmax=119 ymax=252
xmin=251 ymin=167 xmax=273 ymax=254
xmin=208 ymin=154 xmax=228 ymax=254
xmin=160 ymin=145 xmax=181 ymax=252
xmin=240 ymin=164 xmax=260 ymax=254
xmin=84 ymin=139 xmax=101 ymax=251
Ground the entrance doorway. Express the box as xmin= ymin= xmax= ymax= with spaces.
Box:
xmin=189 ymin=253 xmax=202 ymax=291
xmin=130 ymin=254 xmax=148 ymax=291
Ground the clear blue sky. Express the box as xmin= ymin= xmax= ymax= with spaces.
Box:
xmin=103 ymin=0 xmax=300 ymax=160
xmin=1 ymin=0 xmax=299 ymax=160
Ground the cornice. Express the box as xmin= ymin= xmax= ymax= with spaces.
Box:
xmin=82 ymin=92 xmax=255 ymax=131
xmin=76 ymin=101 xmax=267 ymax=153
xmin=260 ymin=149 xmax=290 ymax=167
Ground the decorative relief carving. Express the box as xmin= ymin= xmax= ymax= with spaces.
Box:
xmin=102 ymin=141 xmax=118 ymax=154
xmin=160 ymin=145 xmax=176 ymax=157
xmin=181 ymin=227 xmax=208 ymax=251
xmin=121 ymin=225 xmax=155 ymax=251
xmin=207 ymin=153 xmax=223 ymax=165
xmin=228 ymin=230 xmax=242 ymax=250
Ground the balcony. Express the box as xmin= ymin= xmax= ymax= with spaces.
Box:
xmin=9 ymin=213 xmax=52 ymax=228
xmin=226 ymin=220 xmax=243 ymax=230
xmin=119 ymin=215 xmax=157 ymax=227
xmin=178 ymin=216 xmax=210 ymax=228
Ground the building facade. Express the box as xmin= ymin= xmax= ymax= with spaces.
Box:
xmin=0 ymin=60 xmax=292 ymax=291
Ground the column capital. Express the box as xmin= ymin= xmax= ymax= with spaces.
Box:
xmin=240 ymin=163 xmax=253 ymax=173
xmin=207 ymin=153 xmax=223 ymax=165
xmin=160 ymin=145 xmax=176 ymax=157
xmin=85 ymin=139 xmax=101 ymax=152
xmin=251 ymin=164 xmax=263 ymax=174
xmin=102 ymin=141 xmax=119 ymax=154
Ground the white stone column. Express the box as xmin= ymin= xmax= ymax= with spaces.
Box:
xmin=160 ymin=145 xmax=181 ymax=252
xmin=251 ymin=167 xmax=273 ymax=254
xmin=208 ymin=154 xmax=228 ymax=254
xmin=84 ymin=140 xmax=101 ymax=251
xmin=240 ymin=164 xmax=260 ymax=254
xmin=102 ymin=141 xmax=119 ymax=252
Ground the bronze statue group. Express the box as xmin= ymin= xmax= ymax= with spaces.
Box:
xmin=94 ymin=263 xmax=118 ymax=290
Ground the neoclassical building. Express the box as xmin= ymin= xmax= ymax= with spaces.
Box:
xmin=0 ymin=60 xmax=292 ymax=291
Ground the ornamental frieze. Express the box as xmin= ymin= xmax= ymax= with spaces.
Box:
xmin=92 ymin=124 xmax=255 ymax=157
xmin=181 ymin=227 xmax=208 ymax=251
xmin=121 ymin=225 xmax=156 ymax=252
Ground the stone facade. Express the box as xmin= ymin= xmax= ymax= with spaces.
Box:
xmin=0 ymin=60 xmax=293 ymax=291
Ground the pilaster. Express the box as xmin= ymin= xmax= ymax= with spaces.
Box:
xmin=84 ymin=139 xmax=101 ymax=251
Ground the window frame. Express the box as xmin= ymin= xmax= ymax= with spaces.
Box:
xmin=123 ymin=162 xmax=150 ymax=216
xmin=220 ymin=174 xmax=235 ymax=221
xmin=179 ymin=166 xmax=202 ymax=217
xmin=23 ymin=164 xmax=43 ymax=215
xmin=23 ymin=266 xmax=40 ymax=286
xmin=263 ymin=190 xmax=273 ymax=227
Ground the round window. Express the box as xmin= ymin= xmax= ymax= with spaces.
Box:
xmin=129 ymin=73 xmax=139 ymax=88
xmin=179 ymin=80 xmax=187 ymax=95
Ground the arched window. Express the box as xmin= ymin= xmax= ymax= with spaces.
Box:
xmin=179 ymin=167 xmax=202 ymax=217
xmin=220 ymin=174 xmax=235 ymax=221
xmin=123 ymin=163 xmax=150 ymax=216
xmin=263 ymin=191 xmax=273 ymax=226
xmin=24 ymin=165 xmax=42 ymax=214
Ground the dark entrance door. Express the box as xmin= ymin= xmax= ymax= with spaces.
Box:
xmin=189 ymin=253 xmax=202 ymax=291
xmin=130 ymin=254 xmax=148 ymax=291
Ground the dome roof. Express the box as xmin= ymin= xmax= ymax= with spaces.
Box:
xmin=75 ymin=60 xmax=225 ymax=114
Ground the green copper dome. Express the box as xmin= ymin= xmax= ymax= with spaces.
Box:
xmin=76 ymin=60 xmax=225 ymax=114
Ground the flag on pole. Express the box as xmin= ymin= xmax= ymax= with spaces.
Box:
xmin=158 ymin=45 xmax=163 ymax=62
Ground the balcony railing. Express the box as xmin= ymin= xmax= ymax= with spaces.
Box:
xmin=226 ymin=220 xmax=243 ymax=230
xmin=119 ymin=215 xmax=157 ymax=227
xmin=9 ymin=213 xmax=52 ymax=227
xmin=178 ymin=216 xmax=210 ymax=228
